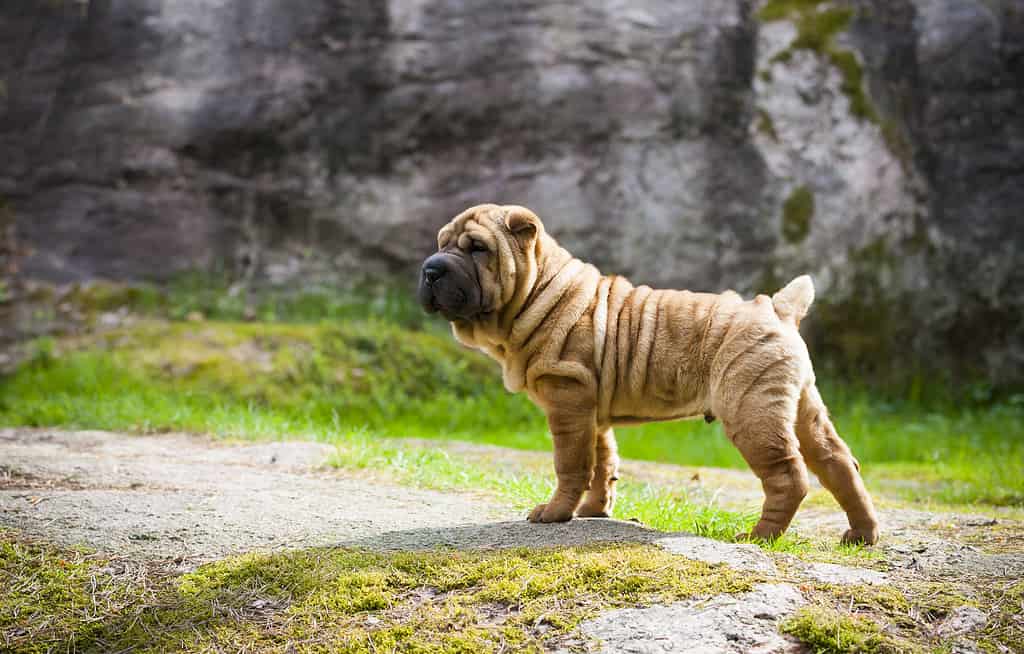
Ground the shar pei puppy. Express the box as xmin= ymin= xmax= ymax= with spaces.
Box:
xmin=417 ymin=204 xmax=879 ymax=545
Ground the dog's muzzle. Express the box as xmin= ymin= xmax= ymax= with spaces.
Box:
xmin=418 ymin=252 xmax=480 ymax=321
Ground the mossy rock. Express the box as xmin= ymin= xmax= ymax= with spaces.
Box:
xmin=760 ymin=1 xmax=879 ymax=124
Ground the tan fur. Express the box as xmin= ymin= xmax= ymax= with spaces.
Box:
xmin=437 ymin=204 xmax=879 ymax=544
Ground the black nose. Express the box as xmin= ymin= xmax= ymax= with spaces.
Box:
xmin=422 ymin=260 xmax=446 ymax=285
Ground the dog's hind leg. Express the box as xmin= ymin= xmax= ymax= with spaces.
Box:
xmin=725 ymin=416 xmax=810 ymax=541
xmin=795 ymin=384 xmax=879 ymax=545
xmin=576 ymin=427 xmax=619 ymax=518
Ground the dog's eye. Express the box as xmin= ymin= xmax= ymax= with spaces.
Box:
xmin=469 ymin=240 xmax=488 ymax=254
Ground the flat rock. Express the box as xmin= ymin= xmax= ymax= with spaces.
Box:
xmin=657 ymin=535 xmax=778 ymax=574
xmin=580 ymin=583 xmax=806 ymax=653
xmin=0 ymin=428 xmax=513 ymax=563
xmin=802 ymin=562 xmax=888 ymax=586
xmin=351 ymin=518 xmax=667 ymax=551
xmin=0 ymin=429 xmax=701 ymax=563
xmin=935 ymin=605 xmax=987 ymax=638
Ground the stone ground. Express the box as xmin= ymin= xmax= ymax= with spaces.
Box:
xmin=2 ymin=428 xmax=1021 ymax=652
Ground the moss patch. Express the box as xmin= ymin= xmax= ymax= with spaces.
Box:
xmin=0 ymin=532 xmax=755 ymax=653
xmin=782 ymin=580 xmax=1001 ymax=654
xmin=758 ymin=0 xmax=831 ymax=22
xmin=760 ymin=0 xmax=879 ymax=123
xmin=781 ymin=605 xmax=918 ymax=654
xmin=0 ymin=532 xmax=171 ymax=654
xmin=781 ymin=185 xmax=814 ymax=243
xmin=756 ymin=108 xmax=780 ymax=141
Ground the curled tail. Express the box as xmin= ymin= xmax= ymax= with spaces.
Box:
xmin=773 ymin=275 xmax=814 ymax=326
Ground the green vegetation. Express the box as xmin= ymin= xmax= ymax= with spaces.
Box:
xmin=782 ymin=185 xmax=814 ymax=243
xmin=2 ymin=279 xmax=1022 ymax=652
xmin=781 ymin=582 xmax=954 ymax=652
xmin=1 ymin=306 xmax=1020 ymax=508
xmin=783 ymin=579 xmax=1023 ymax=654
xmin=758 ymin=0 xmax=833 ymax=22
xmin=0 ymin=535 xmax=152 ymax=654
xmin=760 ymin=0 xmax=879 ymax=122
xmin=1 ymin=531 xmax=753 ymax=653
xmin=61 ymin=274 xmax=433 ymax=330
xmin=329 ymin=430 xmax=764 ymax=543
xmin=781 ymin=606 xmax=915 ymax=654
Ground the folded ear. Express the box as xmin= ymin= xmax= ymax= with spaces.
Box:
xmin=503 ymin=206 xmax=544 ymax=241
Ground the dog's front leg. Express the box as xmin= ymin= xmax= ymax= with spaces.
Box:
xmin=528 ymin=376 xmax=596 ymax=523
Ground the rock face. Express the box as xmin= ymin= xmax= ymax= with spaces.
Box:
xmin=1 ymin=0 xmax=1021 ymax=383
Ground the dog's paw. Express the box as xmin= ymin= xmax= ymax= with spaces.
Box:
xmin=734 ymin=526 xmax=782 ymax=543
xmin=575 ymin=503 xmax=611 ymax=518
xmin=841 ymin=526 xmax=879 ymax=546
xmin=527 ymin=503 xmax=574 ymax=523
xmin=527 ymin=504 xmax=547 ymax=522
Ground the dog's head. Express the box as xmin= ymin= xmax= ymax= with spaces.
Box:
xmin=418 ymin=204 xmax=544 ymax=324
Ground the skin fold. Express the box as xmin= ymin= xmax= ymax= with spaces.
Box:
xmin=418 ymin=204 xmax=879 ymax=545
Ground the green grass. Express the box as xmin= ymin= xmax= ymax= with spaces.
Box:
xmin=2 ymin=279 xmax=1023 ymax=546
xmin=62 ymin=274 xmax=435 ymax=330
xmin=329 ymin=431 xmax=762 ymax=542
xmin=1 ymin=531 xmax=754 ymax=653
xmin=1 ymin=316 xmax=1021 ymax=508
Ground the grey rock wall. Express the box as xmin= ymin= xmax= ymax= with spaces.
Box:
xmin=0 ymin=0 xmax=1021 ymax=383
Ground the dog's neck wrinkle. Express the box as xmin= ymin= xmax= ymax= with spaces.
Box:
xmin=534 ymin=236 xmax=578 ymax=298
xmin=461 ymin=237 xmax=599 ymax=394
xmin=509 ymin=245 xmax=576 ymax=339
xmin=487 ymin=237 xmax=571 ymax=344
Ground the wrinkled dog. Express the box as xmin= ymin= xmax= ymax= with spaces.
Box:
xmin=418 ymin=204 xmax=879 ymax=544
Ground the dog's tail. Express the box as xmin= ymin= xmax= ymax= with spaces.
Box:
xmin=772 ymin=275 xmax=814 ymax=326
